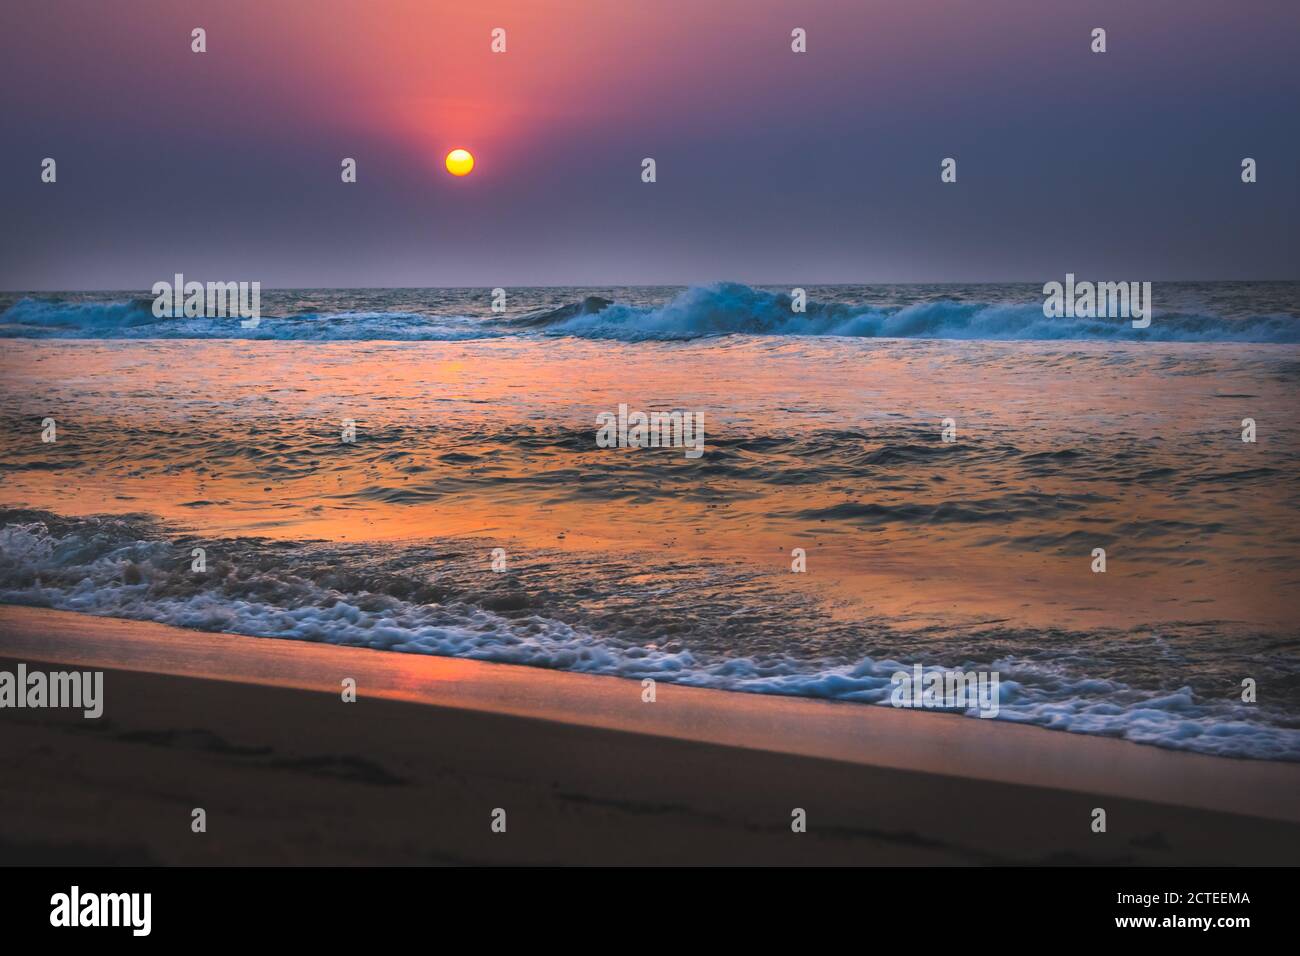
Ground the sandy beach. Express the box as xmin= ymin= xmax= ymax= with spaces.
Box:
xmin=2 ymin=605 xmax=1297 ymax=866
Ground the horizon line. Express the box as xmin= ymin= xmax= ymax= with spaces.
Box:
xmin=5 ymin=278 xmax=1300 ymax=295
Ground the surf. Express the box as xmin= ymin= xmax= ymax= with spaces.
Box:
xmin=4 ymin=282 xmax=1299 ymax=343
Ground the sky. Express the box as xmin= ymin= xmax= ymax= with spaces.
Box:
xmin=1 ymin=0 xmax=1297 ymax=289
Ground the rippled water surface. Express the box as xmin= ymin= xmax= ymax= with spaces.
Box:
xmin=2 ymin=284 xmax=1298 ymax=758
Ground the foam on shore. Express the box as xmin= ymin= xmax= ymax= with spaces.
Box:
xmin=2 ymin=604 xmax=1298 ymax=825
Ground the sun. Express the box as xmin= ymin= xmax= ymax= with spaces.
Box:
xmin=445 ymin=148 xmax=475 ymax=177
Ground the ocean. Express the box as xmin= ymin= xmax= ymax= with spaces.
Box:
xmin=2 ymin=282 xmax=1298 ymax=759
xmin=3 ymin=282 xmax=1300 ymax=342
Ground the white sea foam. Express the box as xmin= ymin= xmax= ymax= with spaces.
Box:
xmin=2 ymin=516 xmax=1295 ymax=760
xmin=4 ymin=283 xmax=1298 ymax=342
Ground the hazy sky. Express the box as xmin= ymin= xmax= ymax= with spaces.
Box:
xmin=2 ymin=0 xmax=1297 ymax=289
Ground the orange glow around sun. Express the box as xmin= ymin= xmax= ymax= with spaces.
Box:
xmin=445 ymin=148 xmax=474 ymax=176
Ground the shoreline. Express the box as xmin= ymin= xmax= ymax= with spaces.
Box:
xmin=2 ymin=605 xmax=1298 ymax=823
xmin=2 ymin=605 xmax=1299 ymax=864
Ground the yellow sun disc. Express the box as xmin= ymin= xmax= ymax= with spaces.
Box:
xmin=445 ymin=148 xmax=474 ymax=177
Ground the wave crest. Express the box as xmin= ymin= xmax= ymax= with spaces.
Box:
xmin=529 ymin=282 xmax=1300 ymax=343
xmin=4 ymin=284 xmax=1298 ymax=342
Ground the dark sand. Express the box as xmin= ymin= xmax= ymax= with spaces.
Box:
xmin=1 ymin=606 xmax=1297 ymax=865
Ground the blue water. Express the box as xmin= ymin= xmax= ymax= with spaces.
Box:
xmin=3 ymin=281 xmax=1299 ymax=342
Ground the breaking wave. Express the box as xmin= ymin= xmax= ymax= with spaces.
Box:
xmin=4 ymin=283 xmax=1298 ymax=343
xmin=0 ymin=297 xmax=494 ymax=342
xmin=524 ymin=283 xmax=1300 ymax=342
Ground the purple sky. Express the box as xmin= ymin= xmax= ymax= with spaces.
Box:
xmin=1 ymin=0 xmax=1297 ymax=289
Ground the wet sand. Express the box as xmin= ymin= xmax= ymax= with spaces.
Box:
xmin=2 ymin=606 xmax=1297 ymax=865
